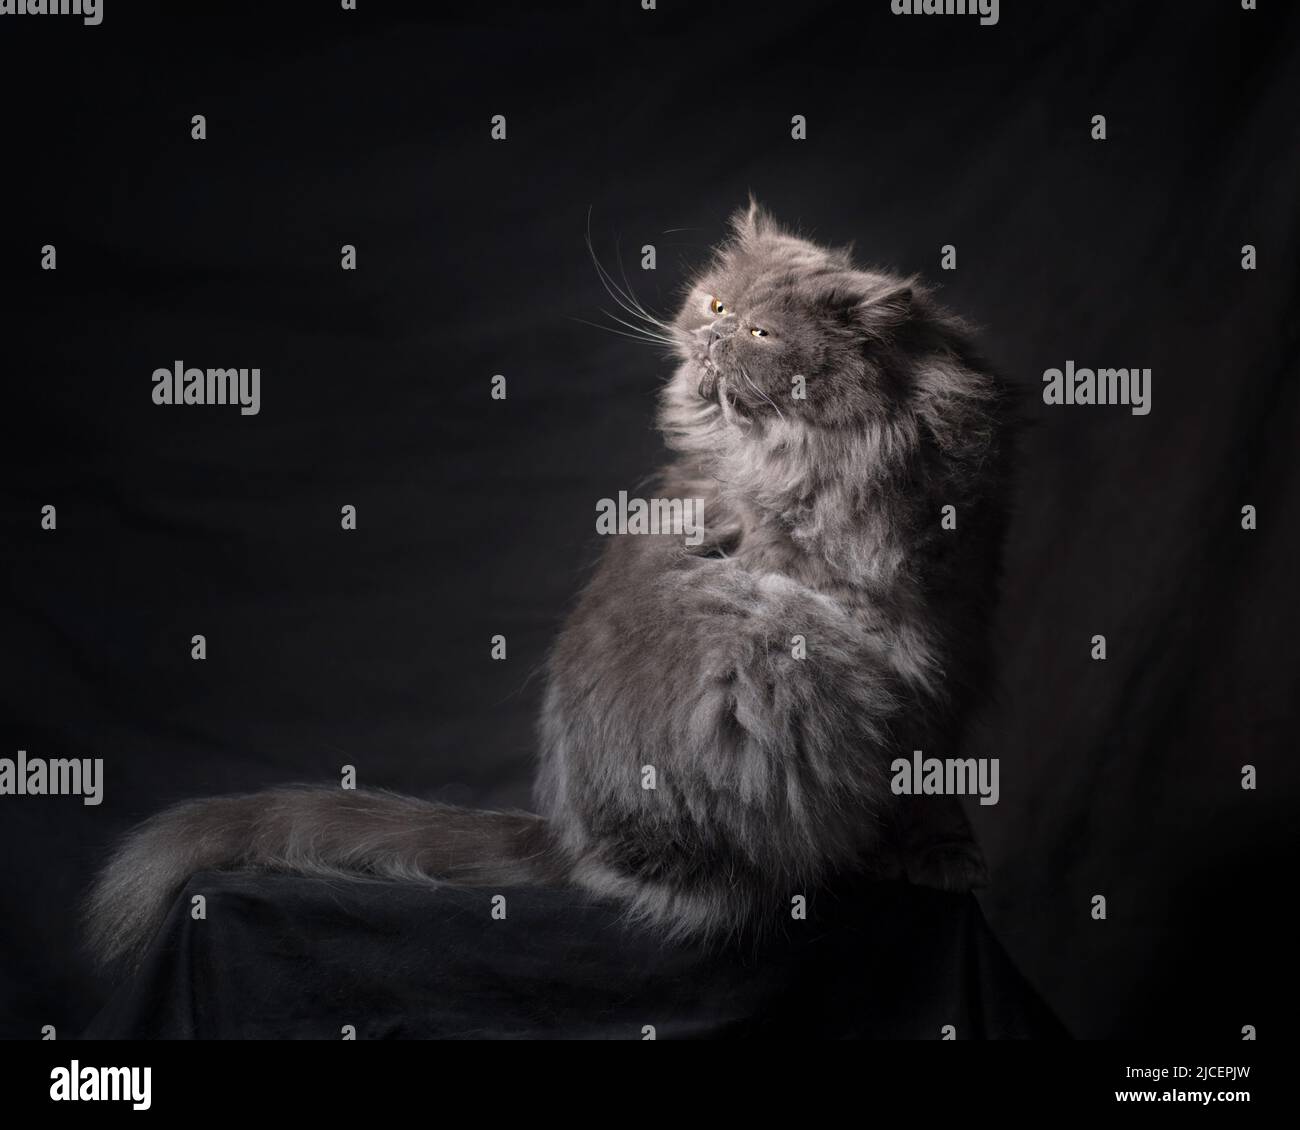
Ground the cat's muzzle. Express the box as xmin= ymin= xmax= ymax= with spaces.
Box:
xmin=697 ymin=362 xmax=720 ymax=403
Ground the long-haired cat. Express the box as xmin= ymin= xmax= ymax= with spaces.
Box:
xmin=86 ymin=201 xmax=1012 ymax=969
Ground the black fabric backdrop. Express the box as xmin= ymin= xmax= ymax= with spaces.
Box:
xmin=0 ymin=0 xmax=1296 ymax=1040
xmin=83 ymin=874 xmax=1067 ymax=1041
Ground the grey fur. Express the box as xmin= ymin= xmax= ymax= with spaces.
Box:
xmin=86 ymin=201 xmax=1012 ymax=970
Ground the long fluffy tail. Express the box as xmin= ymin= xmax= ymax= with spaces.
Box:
xmin=85 ymin=786 xmax=566 ymax=972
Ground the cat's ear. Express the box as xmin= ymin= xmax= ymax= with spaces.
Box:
xmin=728 ymin=194 xmax=776 ymax=241
xmin=818 ymin=277 xmax=915 ymax=340
xmin=848 ymin=279 xmax=915 ymax=340
xmin=861 ymin=281 xmax=914 ymax=325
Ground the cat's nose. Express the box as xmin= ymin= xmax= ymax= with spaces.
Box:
xmin=708 ymin=315 xmax=737 ymax=344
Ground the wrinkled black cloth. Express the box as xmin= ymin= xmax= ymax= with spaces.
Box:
xmin=83 ymin=874 xmax=1066 ymax=1040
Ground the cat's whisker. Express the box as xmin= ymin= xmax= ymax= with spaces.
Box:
xmin=739 ymin=364 xmax=785 ymax=423
xmin=569 ymin=320 xmax=662 ymax=346
xmin=598 ymin=307 xmax=677 ymax=345
xmin=593 ymin=254 xmax=667 ymax=336
xmin=566 ymin=314 xmax=676 ymax=349
xmin=586 ymin=221 xmax=651 ymax=322
xmin=716 ymin=378 xmax=752 ymax=431
xmin=586 ymin=210 xmax=674 ymax=336
xmin=614 ymin=241 xmax=673 ymax=331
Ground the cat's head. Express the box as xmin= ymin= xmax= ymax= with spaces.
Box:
xmin=666 ymin=199 xmax=943 ymax=433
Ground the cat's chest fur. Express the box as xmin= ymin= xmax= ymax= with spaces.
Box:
xmin=694 ymin=485 xmax=942 ymax=702
xmin=700 ymin=485 xmax=904 ymax=604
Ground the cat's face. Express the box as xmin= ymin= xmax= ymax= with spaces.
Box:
xmin=671 ymin=202 xmax=919 ymax=430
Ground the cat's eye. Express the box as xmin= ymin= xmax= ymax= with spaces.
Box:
xmin=750 ymin=327 xmax=769 ymax=338
xmin=708 ymin=297 xmax=727 ymax=315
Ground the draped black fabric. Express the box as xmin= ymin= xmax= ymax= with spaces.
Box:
xmin=83 ymin=874 xmax=1066 ymax=1040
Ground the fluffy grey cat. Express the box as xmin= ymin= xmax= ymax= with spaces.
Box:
xmin=87 ymin=201 xmax=1011 ymax=969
